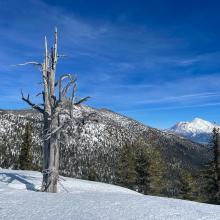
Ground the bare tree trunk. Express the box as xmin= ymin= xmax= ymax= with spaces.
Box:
xmin=20 ymin=28 xmax=90 ymax=193
xmin=46 ymin=117 xmax=60 ymax=193
xmin=41 ymin=32 xmax=59 ymax=193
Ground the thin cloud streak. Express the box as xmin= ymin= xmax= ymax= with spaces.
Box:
xmin=123 ymin=102 xmax=220 ymax=113
xmin=137 ymin=92 xmax=220 ymax=104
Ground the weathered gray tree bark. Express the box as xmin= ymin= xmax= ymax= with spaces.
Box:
xmin=20 ymin=28 xmax=90 ymax=192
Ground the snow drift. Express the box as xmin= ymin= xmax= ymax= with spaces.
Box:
xmin=0 ymin=169 xmax=220 ymax=220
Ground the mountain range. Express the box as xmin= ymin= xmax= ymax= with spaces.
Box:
xmin=0 ymin=106 xmax=210 ymax=198
xmin=167 ymin=117 xmax=219 ymax=144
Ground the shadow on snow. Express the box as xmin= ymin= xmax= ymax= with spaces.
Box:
xmin=0 ymin=172 xmax=37 ymax=191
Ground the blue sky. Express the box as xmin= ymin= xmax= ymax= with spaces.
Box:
xmin=1 ymin=0 xmax=220 ymax=128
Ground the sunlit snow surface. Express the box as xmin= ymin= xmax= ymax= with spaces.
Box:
xmin=168 ymin=117 xmax=220 ymax=143
xmin=0 ymin=169 xmax=220 ymax=220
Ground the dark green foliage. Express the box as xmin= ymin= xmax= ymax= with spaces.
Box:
xmin=135 ymin=145 xmax=150 ymax=194
xmin=145 ymin=147 xmax=167 ymax=195
xmin=200 ymin=127 xmax=220 ymax=204
xmin=0 ymin=135 xmax=19 ymax=169
xmin=158 ymin=164 xmax=199 ymax=201
xmin=116 ymin=141 xmax=167 ymax=195
xmin=88 ymin=167 xmax=98 ymax=181
xmin=19 ymin=123 xmax=33 ymax=170
xmin=116 ymin=143 xmax=136 ymax=189
xmin=178 ymin=170 xmax=198 ymax=200
xmin=115 ymin=140 xmax=202 ymax=201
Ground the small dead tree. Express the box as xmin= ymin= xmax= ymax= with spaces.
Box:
xmin=19 ymin=28 xmax=90 ymax=192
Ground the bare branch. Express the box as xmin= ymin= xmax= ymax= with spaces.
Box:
xmin=61 ymin=78 xmax=76 ymax=98
xmin=59 ymin=73 xmax=72 ymax=81
xmin=44 ymin=119 xmax=72 ymax=140
xmin=58 ymin=74 xmax=73 ymax=101
xmin=74 ymin=96 xmax=91 ymax=105
xmin=44 ymin=126 xmax=62 ymax=140
xmin=53 ymin=27 xmax=58 ymax=66
xmin=36 ymin=92 xmax=43 ymax=97
xmin=21 ymin=90 xmax=44 ymax=114
xmin=13 ymin=61 xmax=42 ymax=68
xmin=69 ymin=83 xmax=77 ymax=118
xmin=71 ymin=83 xmax=77 ymax=103
xmin=58 ymin=54 xmax=67 ymax=58
xmin=42 ymin=36 xmax=51 ymax=114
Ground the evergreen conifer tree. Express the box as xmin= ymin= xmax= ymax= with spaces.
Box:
xmin=135 ymin=145 xmax=150 ymax=194
xmin=19 ymin=123 xmax=33 ymax=170
xmin=146 ymin=146 xmax=167 ymax=195
xmin=178 ymin=170 xmax=197 ymax=200
xmin=116 ymin=141 xmax=167 ymax=195
xmin=202 ymin=127 xmax=220 ymax=204
xmin=116 ymin=143 xmax=136 ymax=189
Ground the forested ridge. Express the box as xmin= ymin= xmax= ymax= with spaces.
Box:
xmin=0 ymin=107 xmax=212 ymax=202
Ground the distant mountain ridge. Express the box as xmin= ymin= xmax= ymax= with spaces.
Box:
xmin=167 ymin=118 xmax=219 ymax=144
xmin=0 ymin=107 xmax=208 ymax=175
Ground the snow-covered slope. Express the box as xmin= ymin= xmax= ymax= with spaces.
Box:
xmin=168 ymin=118 xmax=219 ymax=144
xmin=0 ymin=108 xmax=208 ymax=183
xmin=1 ymin=169 xmax=220 ymax=220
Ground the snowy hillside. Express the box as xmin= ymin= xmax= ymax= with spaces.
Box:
xmin=1 ymin=169 xmax=220 ymax=220
xmin=168 ymin=118 xmax=219 ymax=144
xmin=0 ymin=107 xmax=208 ymax=184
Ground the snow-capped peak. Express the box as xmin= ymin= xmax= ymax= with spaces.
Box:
xmin=170 ymin=118 xmax=216 ymax=134
xmin=168 ymin=117 xmax=219 ymax=144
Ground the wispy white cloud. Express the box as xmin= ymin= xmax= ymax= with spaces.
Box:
xmin=137 ymin=92 xmax=220 ymax=104
xmin=1 ymin=0 xmax=220 ymax=127
xmin=123 ymin=102 xmax=220 ymax=113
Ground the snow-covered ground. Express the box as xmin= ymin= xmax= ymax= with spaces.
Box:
xmin=1 ymin=169 xmax=220 ymax=220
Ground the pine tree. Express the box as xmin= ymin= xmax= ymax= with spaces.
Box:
xmin=146 ymin=146 xmax=167 ymax=195
xmin=116 ymin=141 xmax=167 ymax=195
xmin=0 ymin=135 xmax=8 ymax=168
xmin=116 ymin=143 xmax=136 ymax=189
xmin=201 ymin=127 xmax=220 ymax=204
xmin=178 ymin=170 xmax=197 ymax=200
xmin=135 ymin=145 xmax=150 ymax=194
xmin=19 ymin=123 xmax=33 ymax=170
